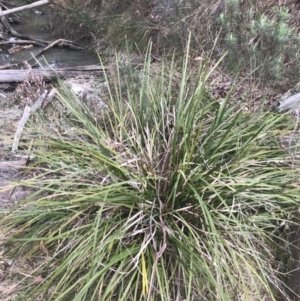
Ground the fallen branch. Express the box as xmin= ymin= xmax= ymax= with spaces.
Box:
xmin=11 ymin=105 xmax=31 ymax=153
xmin=0 ymin=1 xmax=20 ymax=21
xmin=8 ymin=44 xmax=33 ymax=54
xmin=31 ymin=89 xmax=48 ymax=112
xmin=34 ymin=39 xmax=84 ymax=58
xmin=0 ymin=0 xmax=51 ymax=17
xmin=12 ymin=90 xmax=48 ymax=153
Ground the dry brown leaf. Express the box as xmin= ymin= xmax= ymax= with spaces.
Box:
xmin=194 ymin=56 xmax=203 ymax=61
xmin=39 ymin=241 xmax=49 ymax=257
xmin=30 ymin=274 xmax=44 ymax=286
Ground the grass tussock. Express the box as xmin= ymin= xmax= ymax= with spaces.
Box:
xmin=1 ymin=44 xmax=300 ymax=300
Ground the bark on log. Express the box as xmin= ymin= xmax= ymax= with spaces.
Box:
xmin=0 ymin=65 xmax=106 ymax=82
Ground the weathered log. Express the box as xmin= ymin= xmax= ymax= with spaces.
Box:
xmin=0 ymin=65 xmax=106 ymax=82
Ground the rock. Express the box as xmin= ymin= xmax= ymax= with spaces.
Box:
xmin=31 ymin=8 xmax=44 ymax=15
xmin=276 ymin=92 xmax=300 ymax=112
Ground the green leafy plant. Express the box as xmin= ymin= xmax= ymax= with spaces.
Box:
xmin=1 ymin=43 xmax=299 ymax=301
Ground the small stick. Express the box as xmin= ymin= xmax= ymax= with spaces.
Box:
xmin=31 ymin=89 xmax=48 ymax=112
xmin=42 ymin=87 xmax=56 ymax=108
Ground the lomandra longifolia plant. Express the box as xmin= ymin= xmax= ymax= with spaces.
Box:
xmin=1 ymin=42 xmax=299 ymax=301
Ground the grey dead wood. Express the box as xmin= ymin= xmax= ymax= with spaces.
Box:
xmin=0 ymin=65 xmax=106 ymax=82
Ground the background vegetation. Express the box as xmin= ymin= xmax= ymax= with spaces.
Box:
xmin=51 ymin=0 xmax=300 ymax=88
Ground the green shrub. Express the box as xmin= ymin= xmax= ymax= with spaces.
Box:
xmin=1 ymin=44 xmax=299 ymax=301
xmin=217 ymin=1 xmax=300 ymax=82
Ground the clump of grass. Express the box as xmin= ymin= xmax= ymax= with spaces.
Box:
xmin=1 ymin=43 xmax=299 ymax=301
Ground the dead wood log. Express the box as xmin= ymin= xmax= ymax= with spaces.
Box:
xmin=0 ymin=65 xmax=106 ymax=82
xmin=0 ymin=1 xmax=20 ymax=22
xmin=0 ymin=0 xmax=51 ymax=17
